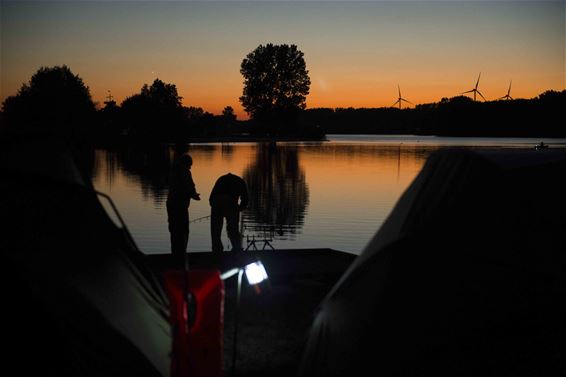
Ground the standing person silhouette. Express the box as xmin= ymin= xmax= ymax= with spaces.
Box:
xmin=167 ymin=154 xmax=200 ymax=266
xmin=209 ymin=173 xmax=248 ymax=253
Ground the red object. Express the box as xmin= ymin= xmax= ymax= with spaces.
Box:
xmin=164 ymin=269 xmax=224 ymax=377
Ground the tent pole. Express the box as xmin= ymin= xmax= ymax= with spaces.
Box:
xmin=231 ymin=268 xmax=244 ymax=377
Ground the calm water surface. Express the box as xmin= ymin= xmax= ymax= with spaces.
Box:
xmin=92 ymin=135 xmax=566 ymax=255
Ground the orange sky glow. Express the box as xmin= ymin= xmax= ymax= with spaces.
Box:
xmin=1 ymin=1 xmax=564 ymax=120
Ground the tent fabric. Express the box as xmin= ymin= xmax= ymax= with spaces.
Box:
xmin=299 ymin=148 xmax=566 ymax=377
xmin=1 ymin=138 xmax=171 ymax=376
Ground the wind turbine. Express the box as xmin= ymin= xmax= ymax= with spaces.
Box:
xmin=462 ymin=73 xmax=486 ymax=101
xmin=392 ymin=85 xmax=413 ymax=109
xmin=498 ymin=80 xmax=513 ymax=100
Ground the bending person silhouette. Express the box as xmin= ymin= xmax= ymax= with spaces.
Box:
xmin=167 ymin=154 xmax=200 ymax=265
xmin=209 ymin=173 xmax=248 ymax=253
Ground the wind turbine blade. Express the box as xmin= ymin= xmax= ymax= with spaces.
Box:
xmin=392 ymin=100 xmax=400 ymax=107
xmin=507 ymin=80 xmax=512 ymax=95
xmin=477 ymin=91 xmax=486 ymax=101
xmin=475 ymin=72 xmax=481 ymax=89
xmin=462 ymin=89 xmax=474 ymax=94
xmin=398 ymin=85 xmax=401 ymax=97
xmin=401 ymin=98 xmax=413 ymax=104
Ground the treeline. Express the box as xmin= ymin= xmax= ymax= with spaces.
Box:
xmin=98 ymin=78 xmax=243 ymax=144
xmin=302 ymin=90 xmax=566 ymax=137
xmin=2 ymin=65 xmax=565 ymax=144
xmin=0 ymin=65 xmax=250 ymax=145
xmin=0 ymin=65 xmax=323 ymax=145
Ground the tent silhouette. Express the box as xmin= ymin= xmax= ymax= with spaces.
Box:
xmin=299 ymin=148 xmax=566 ymax=377
xmin=1 ymin=137 xmax=171 ymax=375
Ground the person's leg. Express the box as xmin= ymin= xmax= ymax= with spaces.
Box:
xmin=176 ymin=209 xmax=189 ymax=267
xmin=226 ymin=209 xmax=242 ymax=252
xmin=167 ymin=201 xmax=179 ymax=252
xmin=183 ymin=210 xmax=189 ymax=250
xmin=210 ymin=207 xmax=224 ymax=253
xmin=168 ymin=201 xmax=189 ymax=267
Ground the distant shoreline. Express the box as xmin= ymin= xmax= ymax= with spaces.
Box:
xmin=120 ymin=133 xmax=566 ymax=146
xmin=167 ymin=134 xmax=328 ymax=144
xmin=173 ymin=133 xmax=566 ymax=144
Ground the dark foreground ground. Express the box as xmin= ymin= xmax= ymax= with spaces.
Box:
xmin=148 ymin=249 xmax=355 ymax=377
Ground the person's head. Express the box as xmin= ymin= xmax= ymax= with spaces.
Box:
xmin=179 ymin=154 xmax=193 ymax=169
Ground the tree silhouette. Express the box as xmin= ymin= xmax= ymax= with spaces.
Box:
xmin=140 ymin=79 xmax=183 ymax=107
xmin=184 ymin=106 xmax=205 ymax=121
xmin=222 ymin=106 xmax=237 ymax=122
xmin=302 ymin=90 xmax=566 ymax=137
xmin=120 ymin=78 xmax=185 ymax=139
xmin=1 ymin=65 xmax=95 ymax=139
xmin=242 ymin=143 xmax=309 ymax=240
xmin=240 ymin=43 xmax=310 ymax=131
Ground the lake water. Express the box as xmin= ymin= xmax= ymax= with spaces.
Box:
xmin=92 ymin=135 xmax=566 ymax=255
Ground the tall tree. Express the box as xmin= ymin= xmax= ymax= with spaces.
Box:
xmin=240 ymin=44 xmax=310 ymax=128
xmin=1 ymin=65 xmax=95 ymax=138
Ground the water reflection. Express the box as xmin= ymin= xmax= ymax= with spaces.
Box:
xmin=242 ymin=143 xmax=309 ymax=241
xmin=301 ymin=141 xmax=435 ymax=161
xmin=220 ymin=143 xmax=234 ymax=160
xmin=189 ymin=144 xmax=217 ymax=161
xmin=90 ymin=137 xmax=561 ymax=254
xmin=95 ymin=144 xmax=172 ymax=204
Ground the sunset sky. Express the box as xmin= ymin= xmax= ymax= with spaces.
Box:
xmin=1 ymin=1 xmax=564 ymax=119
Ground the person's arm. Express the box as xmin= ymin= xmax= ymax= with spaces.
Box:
xmin=209 ymin=181 xmax=218 ymax=206
xmin=186 ymin=171 xmax=200 ymax=200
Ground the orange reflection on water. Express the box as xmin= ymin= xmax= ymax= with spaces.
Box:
xmin=93 ymin=140 xmax=434 ymax=254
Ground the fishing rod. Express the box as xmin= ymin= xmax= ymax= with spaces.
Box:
xmin=189 ymin=215 xmax=211 ymax=223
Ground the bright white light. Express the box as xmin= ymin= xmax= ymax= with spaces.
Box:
xmin=244 ymin=261 xmax=268 ymax=285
